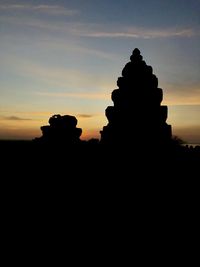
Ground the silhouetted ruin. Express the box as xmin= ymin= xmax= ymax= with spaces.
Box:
xmin=36 ymin=114 xmax=82 ymax=144
xmin=100 ymin=48 xmax=172 ymax=148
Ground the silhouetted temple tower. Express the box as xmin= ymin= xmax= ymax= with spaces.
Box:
xmin=100 ymin=48 xmax=172 ymax=147
xmin=38 ymin=114 xmax=82 ymax=144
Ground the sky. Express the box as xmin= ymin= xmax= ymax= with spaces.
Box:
xmin=0 ymin=0 xmax=200 ymax=143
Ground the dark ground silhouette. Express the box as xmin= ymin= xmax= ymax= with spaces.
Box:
xmin=0 ymin=137 xmax=199 ymax=231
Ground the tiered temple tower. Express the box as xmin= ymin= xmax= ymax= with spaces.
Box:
xmin=100 ymin=48 xmax=172 ymax=148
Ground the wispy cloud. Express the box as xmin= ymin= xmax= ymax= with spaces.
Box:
xmin=1 ymin=10 xmax=198 ymax=40
xmin=0 ymin=4 xmax=79 ymax=16
xmin=1 ymin=116 xmax=31 ymax=121
xmin=18 ymin=111 xmax=53 ymax=116
xmin=77 ymin=27 xmax=198 ymax=39
xmin=77 ymin=114 xmax=93 ymax=118
xmin=35 ymin=91 xmax=109 ymax=100
xmin=2 ymin=54 xmax=115 ymax=92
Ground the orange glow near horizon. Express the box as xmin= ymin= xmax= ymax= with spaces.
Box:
xmin=0 ymin=112 xmax=106 ymax=140
xmin=1 ymin=104 xmax=200 ymax=144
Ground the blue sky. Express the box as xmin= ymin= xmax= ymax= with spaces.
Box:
xmin=0 ymin=0 xmax=200 ymax=142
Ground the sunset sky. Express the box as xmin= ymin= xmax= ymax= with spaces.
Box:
xmin=0 ymin=0 xmax=200 ymax=143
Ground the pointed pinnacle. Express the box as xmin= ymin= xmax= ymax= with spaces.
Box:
xmin=132 ymin=48 xmax=141 ymax=56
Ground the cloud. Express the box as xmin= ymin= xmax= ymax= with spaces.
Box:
xmin=0 ymin=4 xmax=29 ymax=9
xmin=0 ymin=4 xmax=78 ymax=16
xmin=18 ymin=111 xmax=53 ymax=116
xmin=77 ymin=27 xmax=198 ymax=39
xmin=1 ymin=10 xmax=198 ymax=40
xmin=1 ymin=116 xmax=31 ymax=121
xmin=35 ymin=92 xmax=109 ymax=100
xmin=1 ymin=54 xmax=115 ymax=92
xmin=77 ymin=114 xmax=93 ymax=118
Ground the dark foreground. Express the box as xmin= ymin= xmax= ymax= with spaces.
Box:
xmin=1 ymin=139 xmax=199 ymax=176
xmin=1 ymin=140 xmax=199 ymax=256
xmin=1 ymin=139 xmax=199 ymax=212
xmin=1 ymin=140 xmax=199 ymax=214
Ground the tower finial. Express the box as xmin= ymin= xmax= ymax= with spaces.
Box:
xmin=130 ymin=48 xmax=142 ymax=61
xmin=132 ymin=48 xmax=141 ymax=55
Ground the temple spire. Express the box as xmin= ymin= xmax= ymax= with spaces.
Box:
xmin=100 ymin=48 xmax=172 ymax=147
